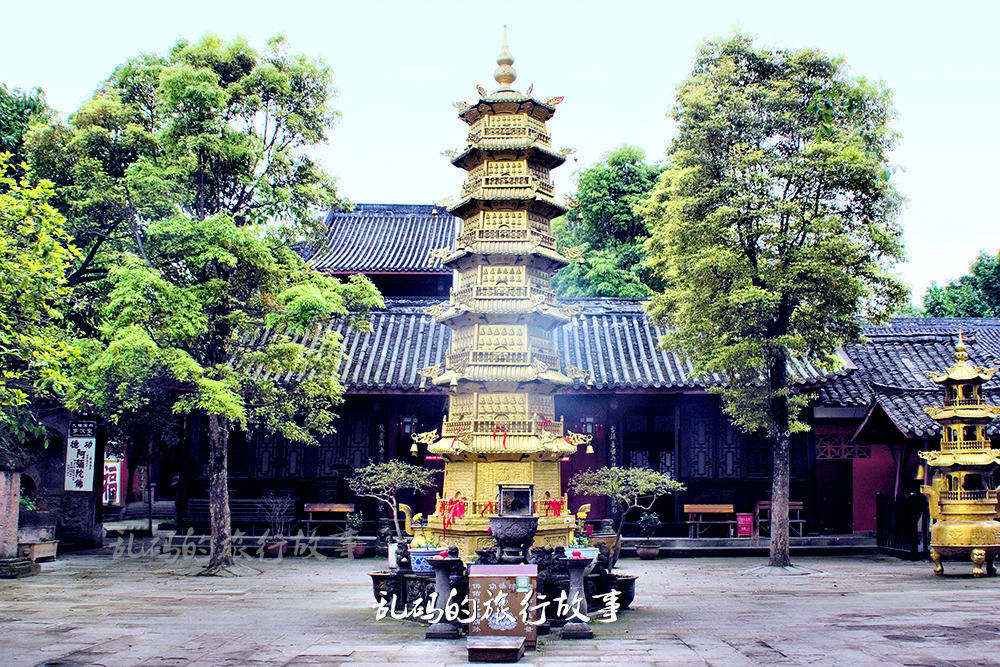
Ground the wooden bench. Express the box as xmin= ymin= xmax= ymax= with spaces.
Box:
xmin=303 ymin=502 xmax=355 ymax=535
xmin=753 ymin=501 xmax=806 ymax=539
xmin=19 ymin=540 xmax=58 ymax=562
xmin=182 ymin=499 xmax=272 ymax=535
xmin=684 ymin=504 xmax=736 ymax=538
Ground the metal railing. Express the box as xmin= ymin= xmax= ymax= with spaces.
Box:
xmin=943 ymin=398 xmax=985 ymax=407
xmin=441 ymin=418 xmax=564 ymax=438
xmin=940 ymin=439 xmax=993 ymax=452
xmin=939 ymin=489 xmax=998 ymax=502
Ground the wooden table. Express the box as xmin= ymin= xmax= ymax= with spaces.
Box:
xmin=302 ymin=502 xmax=355 ymax=535
xmin=753 ymin=501 xmax=805 ymax=539
xmin=684 ymin=504 xmax=736 ymax=538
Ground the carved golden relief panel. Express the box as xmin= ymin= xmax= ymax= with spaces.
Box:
xmin=477 ymin=462 xmax=531 ymax=499
xmin=467 ymin=113 xmax=550 ymax=144
xmin=451 ymin=326 xmax=475 ymax=351
xmin=531 ymin=461 xmax=562 ymax=498
xmin=479 ymin=265 xmax=527 ymax=286
xmin=527 ymin=213 xmax=551 ymax=235
xmin=529 ymin=395 xmax=555 ymax=419
xmin=475 ymin=324 xmax=527 ymax=351
xmin=477 ymin=393 xmax=529 ymax=420
xmin=449 ymin=394 xmax=476 ymax=421
xmin=485 ymin=160 xmax=528 ymax=177
xmin=443 ymin=461 xmax=476 ymax=498
xmin=484 ymin=210 xmax=527 ymax=229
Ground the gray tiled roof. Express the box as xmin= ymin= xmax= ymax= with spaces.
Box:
xmin=326 ymin=298 xmax=842 ymax=392
xmin=862 ymin=386 xmax=1000 ymax=438
xmin=820 ymin=319 xmax=1000 ymax=407
xmin=306 ymin=204 xmax=458 ymax=274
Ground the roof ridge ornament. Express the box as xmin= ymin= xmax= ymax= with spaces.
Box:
xmin=956 ymin=327 xmax=968 ymax=361
xmin=494 ymin=25 xmax=517 ymax=90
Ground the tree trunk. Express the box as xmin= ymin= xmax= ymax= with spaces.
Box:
xmin=390 ymin=496 xmax=403 ymax=541
xmin=768 ymin=348 xmax=792 ymax=568
xmin=0 ymin=470 xmax=21 ymax=559
xmin=206 ymin=414 xmax=234 ymax=570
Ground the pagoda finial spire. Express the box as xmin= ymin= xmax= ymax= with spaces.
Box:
xmin=494 ymin=25 xmax=517 ymax=89
xmin=956 ymin=328 xmax=968 ymax=362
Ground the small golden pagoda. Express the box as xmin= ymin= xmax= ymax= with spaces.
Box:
xmin=920 ymin=332 xmax=1000 ymax=575
xmin=412 ymin=30 xmax=591 ymax=555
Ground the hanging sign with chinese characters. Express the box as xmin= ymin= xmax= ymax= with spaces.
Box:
xmin=103 ymin=456 xmax=123 ymax=506
xmin=64 ymin=420 xmax=98 ymax=492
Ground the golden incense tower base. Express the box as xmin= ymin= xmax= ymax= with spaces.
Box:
xmin=411 ymin=31 xmax=591 ymax=555
xmin=919 ymin=333 xmax=1000 ymax=576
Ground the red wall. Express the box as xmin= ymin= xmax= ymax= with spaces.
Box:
xmin=852 ymin=444 xmax=896 ymax=532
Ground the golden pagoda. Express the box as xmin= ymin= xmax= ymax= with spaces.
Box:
xmin=920 ymin=332 xmax=1000 ymax=575
xmin=412 ymin=30 xmax=591 ymax=555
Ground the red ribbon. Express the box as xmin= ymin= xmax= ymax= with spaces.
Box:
xmin=480 ymin=500 xmax=496 ymax=517
xmin=441 ymin=497 xmax=466 ymax=537
xmin=492 ymin=425 xmax=508 ymax=449
xmin=544 ymin=499 xmax=563 ymax=516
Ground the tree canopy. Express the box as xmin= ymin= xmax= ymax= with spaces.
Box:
xmin=0 ymin=84 xmax=49 ymax=177
xmin=349 ymin=461 xmax=438 ymax=540
xmin=553 ymin=145 xmax=663 ymax=298
xmin=26 ymin=34 xmax=342 ymax=291
xmin=30 ymin=34 xmax=383 ymax=571
xmin=0 ymin=157 xmax=80 ymax=465
xmin=923 ymin=251 xmax=1000 ymax=317
xmin=569 ymin=467 xmax=684 ymax=539
xmin=641 ymin=34 xmax=906 ymax=566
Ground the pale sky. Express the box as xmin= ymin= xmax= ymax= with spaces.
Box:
xmin=2 ymin=0 xmax=997 ymax=305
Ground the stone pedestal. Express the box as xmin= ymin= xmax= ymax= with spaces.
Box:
xmin=489 ymin=516 xmax=538 ymax=564
xmin=558 ymin=556 xmax=594 ymax=639
xmin=1 ymin=470 xmax=21 ymax=560
xmin=426 ymin=556 xmax=463 ymax=639
xmin=0 ymin=557 xmax=41 ymax=579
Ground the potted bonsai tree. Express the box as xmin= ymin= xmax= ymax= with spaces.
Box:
xmin=635 ymin=511 xmax=662 ymax=559
xmin=343 ymin=511 xmax=367 ymax=559
xmin=259 ymin=493 xmax=294 ymax=558
xmin=569 ymin=466 xmax=684 ymax=562
xmin=349 ymin=460 xmax=438 ymax=565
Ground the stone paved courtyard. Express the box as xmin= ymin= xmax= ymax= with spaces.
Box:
xmin=2 ymin=545 xmax=999 ymax=666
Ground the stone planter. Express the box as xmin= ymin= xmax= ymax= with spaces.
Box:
xmin=489 ymin=516 xmax=538 ymax=564
xmin=369 ymin=570 xmax=391 ymax=601
xmin=261 ymin=539 xmax=288 ymax=558
xmin=635 ymin=543 xmax=660 ymax=560
xmin=409 ymin=547 xmax=440 ymax=572
xmin=351 ymin=542 xmax=367 ymax=559
xmin=614 ymin=573 xmax=637 ymax=609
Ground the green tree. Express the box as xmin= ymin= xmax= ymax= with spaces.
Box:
xmin=923 ymin=251 xmax=1000 ymax=317
xmin=569 ymin=467 xmax=684 ymax=543
xmin=58 ymin=34 xmax=382 ymax=572
xmin=641 ymin=34 xmax=906 ymax=567
xmin=554 ymin=145 xmax=663 ymax=297
xmin=0 ymin=84 xmax=50 ymax=180
xmin=0 ymin=157 xmax=80 ymax=558
xmin=349 ymin=461 xmax=438 ymax=541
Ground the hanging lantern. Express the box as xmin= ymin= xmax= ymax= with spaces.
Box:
xmin=586 ymin=443 xmax=594 ymax=454
xmin=410 ymin=441 xmax=419 ymax=455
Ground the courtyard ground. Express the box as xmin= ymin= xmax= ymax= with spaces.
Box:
xmin=0 ymin=544 xmax=996 ymax=666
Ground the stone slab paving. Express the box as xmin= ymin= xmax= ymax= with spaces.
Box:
xmin=2 ymin=545 xmax=999 ymax=665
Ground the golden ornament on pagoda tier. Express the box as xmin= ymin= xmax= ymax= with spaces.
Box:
xmin=412 ymin=30 xmax=589 ymax=555
xmin=919 ymin=332 xmax=1000 ymax=576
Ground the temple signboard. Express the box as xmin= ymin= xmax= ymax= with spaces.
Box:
xmin=64 ymin=420 xmax=97 ymax=492
xmin=467 ymin=564 xmax=538 ymax=649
